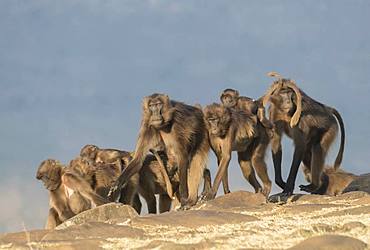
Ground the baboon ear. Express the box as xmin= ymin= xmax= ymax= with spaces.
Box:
xmin=235 ymin=90 xmax=240 ymax=97
xmin=91 ymin=147 xmax=96 ymax=151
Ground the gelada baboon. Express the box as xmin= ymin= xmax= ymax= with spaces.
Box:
xmin=263 ymin=73 xmax=345 ymax=199
xmin=201 ymin=103 xmax=271 ymax=200
xmin=220 ymin=88 xmax=273 ymax=130
xmin=125 ymin=149 xmax=211 ymax=214
xmin=108 ymin=93 xmax=210 ymax=209
xmin=80 ymin=144 xmax=132 ymax=169
xmin=302 ymin=165 xmax=357 ymax=196
xmin=135 ymin=150 xmax=177 ymax=213
xmin=79 ymin=145 xmax=142 ymax=213
xmin=36 ymin=159 xmax=109 ymax=229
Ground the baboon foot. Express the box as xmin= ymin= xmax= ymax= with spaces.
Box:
xmin=199 ymin=191 xmax=216 ymax=202
xmin=268 ymin=192 xmax=292 ymax=203
xmin=299 ymin=184 xmax=318 ymax=193
xmin=261 ymin=183 xmax=272 ymax=198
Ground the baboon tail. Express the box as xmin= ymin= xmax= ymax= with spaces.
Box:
xmin=150 ymin=149 xmax=174 ymax=199
xmin=329 ymin=107 xmax=345 ymax=170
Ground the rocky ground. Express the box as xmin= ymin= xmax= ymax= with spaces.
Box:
xmin=1 ymin=175 xmax=370 ymax=250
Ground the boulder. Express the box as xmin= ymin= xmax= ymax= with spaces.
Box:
xmin=289 ymin=235 xmax=367 ymax=250
xmin=56 ymin=203 xmax=138 ymax=229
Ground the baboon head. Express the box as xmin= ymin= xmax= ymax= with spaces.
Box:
xmin=220 ymin=88 xmax=239 ymax=108
xmin=69 ymin=157 xmax=95 ymax=185
xmin=263 ymin=75 xmax=302 ymax=127
xmin=80 ymin=144 xmax=99 ymax=162
xmin=203 ymin=103 xmax=232 ymax=137
xmin=143 ymin=93 xmax=174 ymax=128
xmin=36 ymin=159 xmax=63 ymax=191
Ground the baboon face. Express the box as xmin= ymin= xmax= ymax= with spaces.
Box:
xmin=270 ymin=84 xmax=297 ymax=113
xmin=36 ymin=159 xmax=62 ymax=191
xmin=80 ymin=144 xmax=99 ymax=161
xmin=143 ymin=94 xmax=172 ymax=128
xmin=203 ymin=103 xmax=231 ymax=137
xmin=220 ymin=89 xmax=239 ymax=108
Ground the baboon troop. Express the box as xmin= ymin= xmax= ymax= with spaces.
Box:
xmin=37 ymin=72 xmax=351 ymax=227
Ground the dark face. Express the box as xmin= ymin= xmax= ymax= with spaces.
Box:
xmin=271 ymin=87 xmax=296 ymax=113
xmin=221 ymin=92 xmax=238 ymax=108
xmin=36 ymin=160 xmax=62 ymax=191
xmin=206 ymin=116 xmax=222 ymax=135
xmin=204 ymin=104 xmax=230 ymax=137
xmin=148 ymin=98 xmax=164 ymax=127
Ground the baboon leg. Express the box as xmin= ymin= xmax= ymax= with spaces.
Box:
xmin=216 ymin=156 xmax=230 ymax=194
xmin=62 ymin=173 xmax=108 ymax=206
xmin=46 ymin=208 xmax=62 ymax=229
xmin=132 ymin=194 xmax=142 ymax=214
xmin=178 ymin=156 xmax=189 ymax=207
xmin=159 ymin=194 xmax=172 ymax=213
xmin=270 ymin=129 xmax=286 ymax=189
xmin=310 ymin=144 xmax=326 ymax=190
xmin=139 ymin=188 xmax=157 ymax=214
xmin=186 ymin=150 xmax=207 ymax=206
xmin=312 ymin=127 xmax=337 ymax=194
xmin=238 ymin=152 xmax=261 ymax=193
xmin=251 ymin=143 xmax=272 ymax=197
xmin=283 ymin=132 xmax=305 ymax=195
xmin=299 ymin=146 xmax=314 ymax=191
xmin=222 ymin=170 xmax=231 ymax=194
xmin=202 ymin=168 xmax=212 ymax=196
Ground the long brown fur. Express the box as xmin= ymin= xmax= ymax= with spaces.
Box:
xmin=201 ymin=103 xmax=271 ymax=200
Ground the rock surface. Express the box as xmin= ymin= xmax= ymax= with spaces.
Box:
xmin=1 ymin=190 xmax=369 ymax=249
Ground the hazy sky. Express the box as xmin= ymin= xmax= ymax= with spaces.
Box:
xmin=0 ymin=0 xmax=369 ymax=233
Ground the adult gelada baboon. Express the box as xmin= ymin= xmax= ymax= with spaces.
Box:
xmin=220 ymin=88 xmax=273 ymax=130
xmin=36 ymin=159 xmax=109 ymax=229
xmin=263 ymin=73 xmax=345 ymax=200
xmin=302 ymin=165 xmax=357 ymax=196
xmin=201 ymin=103 xmax=271 ymax=200
xmin=108 ymin=93 xmax=210 ymax=209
